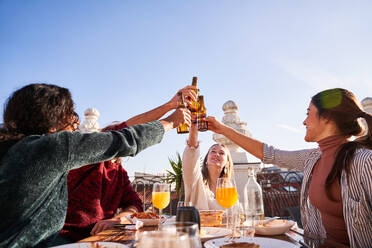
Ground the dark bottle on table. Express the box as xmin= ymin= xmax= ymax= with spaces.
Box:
xmin=196 ymin=95 xmax=208 ymax=132
xmin=176 ymin=206 xmax=201 ymax=230
xmin=176 ymin=92 xmax=189 ymax=134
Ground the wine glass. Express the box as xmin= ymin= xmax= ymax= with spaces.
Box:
xmin=216 ymin=178 xmax=238 ymax=230
xmin=152 ymin=183 xmax=170 ymax=216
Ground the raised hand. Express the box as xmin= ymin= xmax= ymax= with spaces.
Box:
xmin=168 ymin=85 xmax=197 ymax=109
xmin=160 ymin=108 xmax=191 ymax=131
xmin=206 ymin=116 xmax=226 ymax=134
xmin=172 ymin=108 xmax=192 ymax=128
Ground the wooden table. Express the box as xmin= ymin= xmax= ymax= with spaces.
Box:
xmin=79 ymin=226 xmax=153 ymax=246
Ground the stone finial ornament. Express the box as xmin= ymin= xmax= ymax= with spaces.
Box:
xmin=213 ymin=100 xmax=251 ymax=163
xmin=80 ymin=108 xmax=100 ymax=133
xmin=362 ymin=97 xmax=372 ymax=114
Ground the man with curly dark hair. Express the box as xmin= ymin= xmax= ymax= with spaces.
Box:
xmin=0 ymin=83 xmax=193 ymax=248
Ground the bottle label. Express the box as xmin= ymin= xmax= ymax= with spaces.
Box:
xmin=196 ymin=113 xmax=208 ymax=131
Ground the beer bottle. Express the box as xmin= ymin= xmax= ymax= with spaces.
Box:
xmin=189 ymin=76 xmax=199 ymax=113
xmin=196 ymin=95 xmax=208 ymax=132
xmin=176 ymin=92 xmax=189 ymax=134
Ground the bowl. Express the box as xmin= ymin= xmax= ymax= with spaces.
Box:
xmin=254 ymin=219 xmax=295 ymax=235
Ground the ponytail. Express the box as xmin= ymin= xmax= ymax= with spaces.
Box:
xmin=358 ymin=112 xmax=372 ymax=149
xmin=325 ymin=112 xmax=372 ymax=200
xmin=361 ymin=112 xmax=372 ymax=142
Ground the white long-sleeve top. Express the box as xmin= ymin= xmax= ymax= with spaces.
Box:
xmin=182 ymin=144 xmax=225 ymax=210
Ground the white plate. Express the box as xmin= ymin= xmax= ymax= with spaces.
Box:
xmin=50 ymin=242 xmax=128 ymax=248
xmin=204 ymin=237 xmax=297 ymax=248
xmin=200 ymin=227 xmax=232 ymax=242
xmin=255 ymin=220 xmax=295 ymax=236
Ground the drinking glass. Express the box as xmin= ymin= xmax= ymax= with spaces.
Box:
xmin=216 ymin=178 xmax=238 ymax=229
xmin=229 ymin=204 xmax=245 ymax=238
xmin=137 ymin=230 xmax=191 ymax=248
xmin=160 ymin=222 xmax=202 ymax=248
xmin=233 ymin=224 xmax=255 ymax=240
xmin=152 ymin=183 xmax=170 ymax=216
xmin=240 ymin=215 xmax=255 ymax=240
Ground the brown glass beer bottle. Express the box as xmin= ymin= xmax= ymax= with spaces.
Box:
xmin=197 ymin=95 xmax=208 ymax=132
xmin=189 ymin=76 xmax=199 ymax=113
xmin=176 ymin=92 xmax=190 ymax=134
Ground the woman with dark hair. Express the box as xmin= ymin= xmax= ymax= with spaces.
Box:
xmin=0 ymin=83 xmax=192 ymax=248
xmin=182 ymin=120 xmax=234 ymax=210
xmin=206 ymin=88 xmax=372 ymax=248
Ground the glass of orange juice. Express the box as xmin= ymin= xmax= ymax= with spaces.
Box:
xmin=152 ymin=183 xmax=170 ymax=216
xmin=216 ymin=178 xmax=238 ymax=229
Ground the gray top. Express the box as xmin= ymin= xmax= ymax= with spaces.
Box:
xmin=0 ymin=121 xmax=164 ymax=248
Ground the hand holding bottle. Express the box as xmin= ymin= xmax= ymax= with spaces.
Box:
xmin=160 ymin=108 xmax=191 ymax=132
xmin=177 ymin=92 xmax=191 ymax=134
xmin=168 ymin=86 xmax=197 ymax=109
xmin=196 ymin=95 xmax=208 ymax=131
xmin=205 ymin=116 xmax=227 ymax=134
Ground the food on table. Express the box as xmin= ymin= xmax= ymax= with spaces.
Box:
xmin=199 ymin=210 xmax=224 ymax=227
xmin=257 ymin=219 xmax=287 ymax=227
xmin=90 ymin=243 xmax=102 ymax=248
xmin=130 ymin=212 xmax=159 ymax=219
xmin=221 ymin=242 xmax=260 ymax=248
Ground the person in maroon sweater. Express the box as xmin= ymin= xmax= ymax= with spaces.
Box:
xmin=59 ymin=86 xmax=197 ymax=242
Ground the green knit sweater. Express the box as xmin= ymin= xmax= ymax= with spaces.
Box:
xmin=0 ymin=121 xmax=164 ymax=248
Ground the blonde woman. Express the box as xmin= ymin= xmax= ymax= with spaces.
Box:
xmin=182 ymin=122 xmax=234 ymax=210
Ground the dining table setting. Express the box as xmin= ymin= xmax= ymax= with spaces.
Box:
xmin=51 ymin=182 xmax=350 ymax=248
xmin=74 ymin=218 xmax=348 ymax=248
xmin=74 ymin=215 xmax=323 ymax=248
xmin=75 ymin=217 xmax=299 ymax=247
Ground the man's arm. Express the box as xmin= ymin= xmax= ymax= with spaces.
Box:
xmin=112 ymin=206 xmax=139 ymax=221
xmin=102 ymin=85 xmax=196 ymax=130
xmin=125 ymin=85 xmax=197 ymax=127
xmin=90 ymin=206 xmax=138 ymax=235
xmin=125 ymin=101 xmax=174 ymax=127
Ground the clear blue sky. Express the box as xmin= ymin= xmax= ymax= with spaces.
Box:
xmin=1 ymin=0 xmax=371 ymax=177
